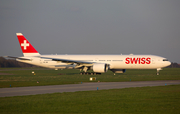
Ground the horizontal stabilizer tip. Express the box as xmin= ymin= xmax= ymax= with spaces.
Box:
xmin=16 ymin=33 xmax=23 ymax=36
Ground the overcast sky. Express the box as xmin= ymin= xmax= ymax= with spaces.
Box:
xmin=0 ymin=0 xmax=180 ymax=63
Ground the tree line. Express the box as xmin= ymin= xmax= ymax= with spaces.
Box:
xmin=0 ymin=57 xmax=35 ymax=68
xmin=167 ymin=62 xmax=180 ymax=68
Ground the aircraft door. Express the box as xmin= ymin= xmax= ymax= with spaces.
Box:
xmin=152 ymin=58 xmax=155 ymax=64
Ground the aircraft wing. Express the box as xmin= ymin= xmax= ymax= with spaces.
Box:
xmin=41 ymin=57 xmax=94 ymax=65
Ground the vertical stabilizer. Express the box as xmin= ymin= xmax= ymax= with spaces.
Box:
xmin=16 ymin=33 xmax=40 ymax=56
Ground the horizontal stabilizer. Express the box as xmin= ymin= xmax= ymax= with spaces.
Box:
xmin=4 ymin=56 xmax=31 ymax=61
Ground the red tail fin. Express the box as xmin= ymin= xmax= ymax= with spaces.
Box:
xmin=16 ymin=33 xmax=40 ymax=56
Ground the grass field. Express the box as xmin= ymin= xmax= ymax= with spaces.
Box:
xmin=0 ymin=68 xmax=180 ymax=88
xmin=0 ymin=68 xmax=180 ymax=113
xmin=0 ymin=85 xmax=180 ymax=114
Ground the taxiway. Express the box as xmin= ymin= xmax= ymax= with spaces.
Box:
xmin=0 ymin=80 xmax=180 ymax=97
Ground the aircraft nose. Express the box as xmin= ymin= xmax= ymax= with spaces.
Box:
xmin=167 ymin=61 xmax=171 ymax=66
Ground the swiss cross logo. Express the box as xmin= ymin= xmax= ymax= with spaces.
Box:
xmin=21 ymin=40 xmax=29 ymax=50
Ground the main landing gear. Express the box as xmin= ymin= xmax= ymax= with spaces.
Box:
xmin=80 ymin=72 xmax=101 ymax=75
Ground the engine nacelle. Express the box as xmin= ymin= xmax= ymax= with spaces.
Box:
xmin=92 ymin=63 xmax=109 ymax=73
xmin=110 ymin=69 xmax=126 ymax=73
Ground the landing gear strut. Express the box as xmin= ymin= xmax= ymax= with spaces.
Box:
xmin=157 ymin=68 xmax=162 ymax=75
xmin=157 ymin=71 xmax=159 ymax=75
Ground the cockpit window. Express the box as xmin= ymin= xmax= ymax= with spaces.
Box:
xmin=163 ymin=59 xmax=168 ymax=61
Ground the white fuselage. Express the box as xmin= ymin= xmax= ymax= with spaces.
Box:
xmin=17 ymin=54 xmax=171 ymax=70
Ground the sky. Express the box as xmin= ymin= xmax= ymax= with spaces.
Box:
xmin=0 ymin=0 xmax=180 ymax=63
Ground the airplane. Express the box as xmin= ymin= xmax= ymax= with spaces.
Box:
xmin=6 ymin=33 xmax=171 ymax=75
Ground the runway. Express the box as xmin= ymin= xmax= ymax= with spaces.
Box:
xmin=0 ymin=80 xmax=180 ymax=97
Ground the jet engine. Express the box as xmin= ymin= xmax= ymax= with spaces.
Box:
xmin=92 ymin=63 xmax=109 ymax=73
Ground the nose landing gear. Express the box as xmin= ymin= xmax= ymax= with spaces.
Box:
xmin=157 ymin=68 xmax=162 ymax=75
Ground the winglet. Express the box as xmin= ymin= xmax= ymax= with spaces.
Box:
xmin=16 ymin=33 xmax=40 ymax=56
